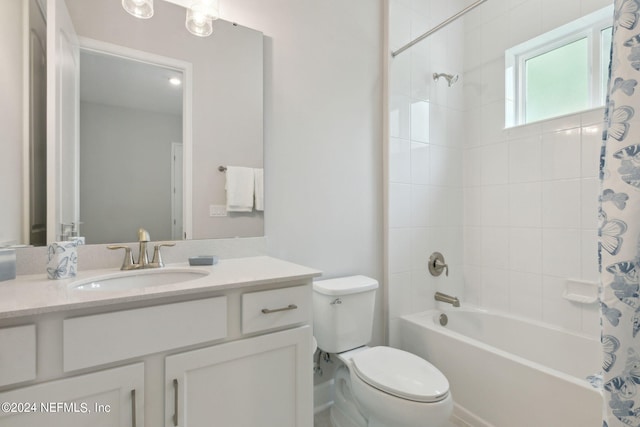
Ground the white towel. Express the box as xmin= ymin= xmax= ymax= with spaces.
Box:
xmin=225 ymin=166 xmax=255 ymax=212
xmin=254 ymin=168 xmax=264 ymax=211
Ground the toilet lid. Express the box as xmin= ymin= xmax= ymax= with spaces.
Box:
xmin=351 ymin=346 xmax=449 ymax=403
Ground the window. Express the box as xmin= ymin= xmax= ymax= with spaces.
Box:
xmin=505 ymin=6 xmax=613 ymax=126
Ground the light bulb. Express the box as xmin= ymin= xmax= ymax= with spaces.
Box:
xmin=186 ymin=0 xmax=219 ymax=37
xmin=122 ymin=0 xmax=153 ymax=19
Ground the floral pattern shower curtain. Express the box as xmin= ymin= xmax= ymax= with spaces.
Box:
xmin=601 ymin=1 xmax=640 ymax=426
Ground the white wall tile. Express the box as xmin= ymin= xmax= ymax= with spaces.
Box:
xmin=542 ymin=228 xmax=581 ymax=278
xmin=509 ymin=271 xmax=543 ymax=320
xmin=412 ymin=269 xmax=437 ymax=312
xmin=389 ymin=228 xmax=413 ymax=274
xmin=541 ymin=0 xmax=580 ymax=33
xmin=542 ymin=129 xmax=582 ymax=180
xmin=481 ymin=142 xmax=509 ymax=185
xmin=390 ymin=52 xmax=412 ymax=97
xmin=542 ymin=275 xmax=582 ymax=331
xmin=542 ymin=180 xmax=581 ymax=228
xmin=464 ymin=187 xmax=483 ymax=226
xmin=508 ymin=0 xmax=542 ymax=47
xmin=431 ymin=145 xmax=463 ymax=187
xmin=581 ymin=229 xmax=599 ymax=282
xmin=464 ymin=147 xmax=483 ymax=187
xmin=509 ymin=182 xmax=542 ymax=227
xmin=481 ymin=58 xmax=506 ymax=105
xmin=509 ymin=227 xmax=542 ymax=273
xmin=465 ymin=226 xmax=483 ymax=266
xmin=481 ymin=185 xmax=510 ymax=227
xmin=411 ymin=100 xmax=430 ymax=143
xmin=390 ymin=138 xmax=412 ymax=183
xmin=411 ymin=226 xmax=431 ymax=271
xmin=389 ymin=183 xmax=412 ymax=227
xmin=411 ymin=184 xmax=430 ymax=227
xmin=481 ymin=267 xmax=510 ymax=311
xmin=411 ymin=142 xmax=430 ymax=185
xmin=481 ymin=100 xmax=507 ymax=143
xmin=482 ymin=227 xmax=510 ymax=269
xmin=389 ymin=271 xmax=413 ymax=318
xmin=581 ymin=303 xmax=600 ymax=336
xmin=429 ymin=186 xmax=463 ymax=227
xmin=581 ymin=178 xmax=600 ymax=229
xmin=508 ymin=135 xmax=542 ymax=182
xmin=464 ymin=264 xmax=483 ymax=305
xmin=581 ymin=125 xmax=603 ymax=178
xmin=390 ymin=94 xmax=411 ymax=139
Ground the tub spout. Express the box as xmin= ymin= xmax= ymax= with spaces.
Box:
xmin=434 ymin=291 xmax=460 ymax=307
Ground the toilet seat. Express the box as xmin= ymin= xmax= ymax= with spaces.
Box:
xmin=351 ymin=346 xmax=449 ymax=403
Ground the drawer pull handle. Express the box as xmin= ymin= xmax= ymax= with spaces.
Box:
xmin=173 ymin=379 xmax=179 ymax=426
xmin=131 ymin=389 xmax=136 ymax=427
xmin=261 ymin=304 xmax=298 ymax=314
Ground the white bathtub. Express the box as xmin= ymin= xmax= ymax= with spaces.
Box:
xmin=399 ymin=307 xmax=603 ymax=427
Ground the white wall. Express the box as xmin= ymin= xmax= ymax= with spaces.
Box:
xmin=387 ymin=0 xmax=466 ymax=345
xmin=221 ymin=0 xmax=385 ymax=344
xmin=0 ymin=0 xmax=25 ymax=245
xmin=462 ymin=0 xmax=610 ymax=335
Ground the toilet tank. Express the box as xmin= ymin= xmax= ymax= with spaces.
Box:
xmin=312 ymin=275 xmax=378 ymax=353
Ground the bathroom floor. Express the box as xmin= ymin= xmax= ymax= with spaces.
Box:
xmin=313 ymin=408 xmax=465 ymax=427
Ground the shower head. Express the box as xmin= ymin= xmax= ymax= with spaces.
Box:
xmin=433 ymin=72 xmax=459 ymax=87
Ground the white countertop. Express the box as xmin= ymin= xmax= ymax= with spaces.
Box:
xmin=0 ymin=256 xmax=321 ymax=319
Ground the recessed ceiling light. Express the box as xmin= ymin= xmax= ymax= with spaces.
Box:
xmin=169 ymin=77 xmax=182 ymax=86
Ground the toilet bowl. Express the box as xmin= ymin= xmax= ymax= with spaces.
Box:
xmin=313 ymin=276 xmax=453 ymax=427
xmin=330 ymin=346 xmax=452 ymax=427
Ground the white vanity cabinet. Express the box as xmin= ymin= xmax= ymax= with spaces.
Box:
xmin=164 ymin=284 xmax=313 ymax=427
xmin=0 ymin=363 xmax=144 ymax=427
xmin=166 ymin=326 xmax=312 ymax=427
xmin=0 ymin=256 xmax=320 ymax=427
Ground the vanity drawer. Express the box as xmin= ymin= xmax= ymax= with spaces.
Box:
xmin=0 ymin=324 xmax=36 ymax=387
xmin=242 ymin=285 xmax=310 ymax=334
xmin=64 ymin=296 xmax=227 ymax=371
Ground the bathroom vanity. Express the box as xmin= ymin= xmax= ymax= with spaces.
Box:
xmin=0 ymin=256 xmax=320 ymax=426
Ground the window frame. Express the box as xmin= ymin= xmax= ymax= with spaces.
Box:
xmin=505 ymin=6 xmax=613 ymax=127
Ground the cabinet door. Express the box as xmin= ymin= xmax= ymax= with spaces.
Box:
xmin=0 ymin=363 xmax=143 ymax=427
xmin=166 ymin=325 xmax=313 ymax=427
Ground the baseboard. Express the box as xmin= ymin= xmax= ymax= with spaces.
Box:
xmin=452 ymin=403 xmax=494 ymax=427
xmin=314 ymin=379 xmax=334 ymax=414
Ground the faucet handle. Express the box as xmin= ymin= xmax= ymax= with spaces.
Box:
xmin=108 ymin=245 xmax=136 ymax=270
xmin=151 ymin=242 xmax=176 ymax=267
xmin=428 ymin=252 xmax=449 ymax=277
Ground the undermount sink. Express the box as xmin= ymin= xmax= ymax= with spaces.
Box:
xmin=70 ymin=268 xmax=210 ymax=291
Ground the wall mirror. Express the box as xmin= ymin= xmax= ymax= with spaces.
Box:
xmin=0 ymin=0 xmax=264 ymax=247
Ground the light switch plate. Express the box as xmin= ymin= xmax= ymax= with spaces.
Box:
xmin=209 ymin=205 xmax=227 ymax=217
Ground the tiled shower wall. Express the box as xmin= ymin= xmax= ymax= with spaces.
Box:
xmin=388 ymin=0 xmax=466 ymax=344
xmin=461 ymin=0 xmax=610 ymax=336
xmin=388 ymin=0 xmax=611 ymax=342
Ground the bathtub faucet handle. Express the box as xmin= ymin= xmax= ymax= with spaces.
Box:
xmin=428 ymin=252 xmax=449 ymax=277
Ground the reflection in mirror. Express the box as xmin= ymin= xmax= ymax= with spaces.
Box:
xmin=79 ymin=48 xmax=185 ymax=244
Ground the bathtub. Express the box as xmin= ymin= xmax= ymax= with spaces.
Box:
xmin=399 ymin=307 xmax=603 ymax=427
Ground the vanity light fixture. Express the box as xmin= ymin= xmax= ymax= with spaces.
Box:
xmin=169 ymin=77 xmax=182 ymax=86
xmin=185 ymin=0 xmax=219 ymax=37
xmin=122 ymin=0 xmax=154 ymax=19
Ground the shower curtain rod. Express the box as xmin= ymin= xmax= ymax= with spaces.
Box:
xmin=391 ymin=0 xmax=488 ymax=58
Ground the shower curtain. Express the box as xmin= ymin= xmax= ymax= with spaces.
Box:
xmin=601 ymin=1 xmax=640 ymax=426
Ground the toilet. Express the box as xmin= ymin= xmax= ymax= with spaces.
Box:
xmin=313 ymin=275 xmax=453 ymax=427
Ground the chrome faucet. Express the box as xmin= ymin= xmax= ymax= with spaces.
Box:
xmin=108 ymin=228 xmax=175 ymax=270
xmin=434 ymin=291 xmax=460 ymax=307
